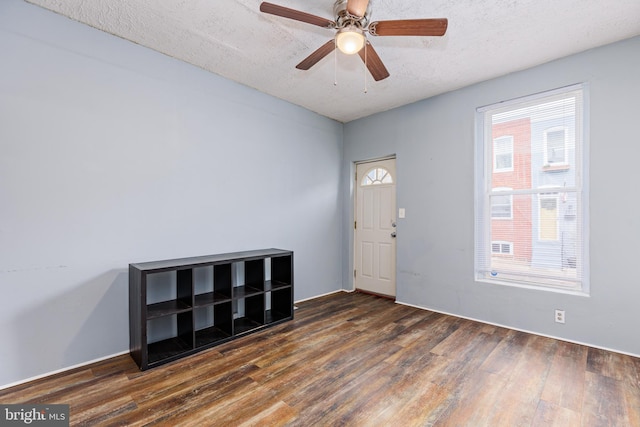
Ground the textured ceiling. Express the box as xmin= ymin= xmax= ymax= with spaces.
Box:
xmin=25 ymin=0 xmax=640 ymax=122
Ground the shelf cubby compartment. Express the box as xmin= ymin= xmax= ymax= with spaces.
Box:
xmin=194 ymin=302 xmax=232 ymax=347
xmin=244 ymin=259 xmax=265 ymax=291
xmin=194 ymin=263 xmax=233 ymax=306
xmin=145 ymin=269 xmax=193 ymax=316
xmin=266 ymin=287 xmax=293 ymax=324
xmin=214 ymin=263 xmax=233 ymax=299
xmin=234 ymin=293 xmax=265 ymax=335
xmin=145 ymin=268 xmax=193 ymax=320
xmin=232 ymin=259 xmax=263 ymax=299
xmin=147 ymin=311 xmax=193 ymax=365
xmin=271 ymin=255 xmax=292 ymax=287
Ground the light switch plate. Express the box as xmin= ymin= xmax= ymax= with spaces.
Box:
xmin=399 ymin=208 xmax=406 ymax=218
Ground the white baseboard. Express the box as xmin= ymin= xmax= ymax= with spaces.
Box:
xmin=294 ymin=288 xmax=350 ymax=304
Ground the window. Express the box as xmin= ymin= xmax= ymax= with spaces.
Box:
xmin=475 ymin=84 xmax=588 ymax=293
xmin=361 ymin=167 xmax=393 ymax=186
xmin=493 ymin=136 xmax=514 ymax=172
xmin=491 ymin=241 xmax=513 ymax=255
xmin=491 ymin=187 xmax=513 ymax=219
xmin=544 ymin=127 xmax=567 ymax=165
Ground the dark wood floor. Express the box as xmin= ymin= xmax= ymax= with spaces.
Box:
xmin=1 ymin=291 xmax=639 ymax=426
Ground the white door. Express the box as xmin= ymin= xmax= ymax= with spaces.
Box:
xmin=355 ymin=159 xmax=397 ymax=297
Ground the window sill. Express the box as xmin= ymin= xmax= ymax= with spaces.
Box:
xmin=476 ymin=277 xmax=589 ymax=296
xmin=541 ymin=164 xmax=570 ymax=172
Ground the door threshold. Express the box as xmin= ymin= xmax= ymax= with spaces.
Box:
xmin=355 ymin=289 xmax=396 ymax=301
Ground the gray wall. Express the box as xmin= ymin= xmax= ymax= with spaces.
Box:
xmin=0 ymin=1 xmax=343 ymax=387
xmin=344 ymin=36 xmax=640 ymax=356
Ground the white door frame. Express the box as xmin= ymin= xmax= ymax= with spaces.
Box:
xmin=353 ymin=156 xmax=397 ymax=298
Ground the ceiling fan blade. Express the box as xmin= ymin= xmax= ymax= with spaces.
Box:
xmin=358 ymin=41 xmax=390 ymax=81
xmin=369 ymin=19 xmax=448 ymax=36
xmin=346 ymin=0 xmax=370 ymax=18
xmin=260 ymin=2 xmax=335 ymax=28
xmin=296 ymin=40 xmax=336 ymax=70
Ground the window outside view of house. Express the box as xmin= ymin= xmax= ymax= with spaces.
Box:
xmin=544 ymin=127 xmax=568 ymax=165
xmin=475 ymin=85 xmax=588 ymax=292
xmin=493 ymin=136 xmax=514 ymax=172
xmin=491 ymin=188 xmax=513 ymax=219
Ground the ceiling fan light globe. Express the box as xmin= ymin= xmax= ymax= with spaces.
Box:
xmin=336 ymin=27 xmax=365 ymax=55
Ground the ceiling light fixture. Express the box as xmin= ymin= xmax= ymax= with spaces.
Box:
xmin=335 ymin=26 xmax=365 ymax=55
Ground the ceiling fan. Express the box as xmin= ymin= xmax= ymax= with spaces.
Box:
xmin=259 ymin=0 xmax=448 ymax=81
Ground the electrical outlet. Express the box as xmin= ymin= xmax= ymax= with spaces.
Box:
xmin=555 ymin=309 xmax=565 ymax=324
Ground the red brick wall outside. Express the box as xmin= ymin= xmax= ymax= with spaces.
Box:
xmin=491 ymin=118 xmax=532 ymax=262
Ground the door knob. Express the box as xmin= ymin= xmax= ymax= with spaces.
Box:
xmin=391 ymin=232 xmax=397 ymax=238
xmin=392 ymin=222 xmax=397 ymax=228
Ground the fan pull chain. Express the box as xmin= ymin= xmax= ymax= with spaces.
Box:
xmin=334 ymin=39 xmax=338 ymax=86
xmin=363 ymin=41 xmax=368 ymax=93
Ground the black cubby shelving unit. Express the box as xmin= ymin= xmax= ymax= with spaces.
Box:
xmin=129 ymin=249 xmax=294 ymax=370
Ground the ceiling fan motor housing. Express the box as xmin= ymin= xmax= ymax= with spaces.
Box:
xmin=333 ymin=0 xmax=371 ymax=29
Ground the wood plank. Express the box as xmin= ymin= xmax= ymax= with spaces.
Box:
xmin=332 ymin=356 xmax=453 ymax=426
xmin=236 ymin=400 xmax=296 ymax=427
xmin=531 ymin=400 xmax=581 ymax=427
xmin=583 ymin=371 xmax=631 ymax=426
xmin=429 ymin=330 xmax=505 ymax=391
xmin=0 ymin=369 xmax=96 ymax=403
xmin=540 ymin=340 xmax=588 ymax=412
xmin=431 ymin=370 xmax=506 ymax=427
xmin=385 ymin=312 xmax=460 ymax=354
xmin=483 ymin=335 xmax=558 ymax=426
xmin=480 ymin=329 xmax=532 ymax=376
xmin=624 ymin=381 xmax=640 ymax=427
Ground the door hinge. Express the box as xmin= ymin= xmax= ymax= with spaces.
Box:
xmin=354 ymin=270 xmax=357 ymax=278
xmin=354 ymin=221 xmax=357 ymax=229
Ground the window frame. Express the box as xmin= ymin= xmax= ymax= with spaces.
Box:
xmin=474 ymin=83 xmax=589 ymax=295
xmin=361 ymin=167 xmax=393 ymax=186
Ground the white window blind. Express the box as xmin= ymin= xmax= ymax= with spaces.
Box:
xmin=475 ymin=84 xmax=588 ymax=293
